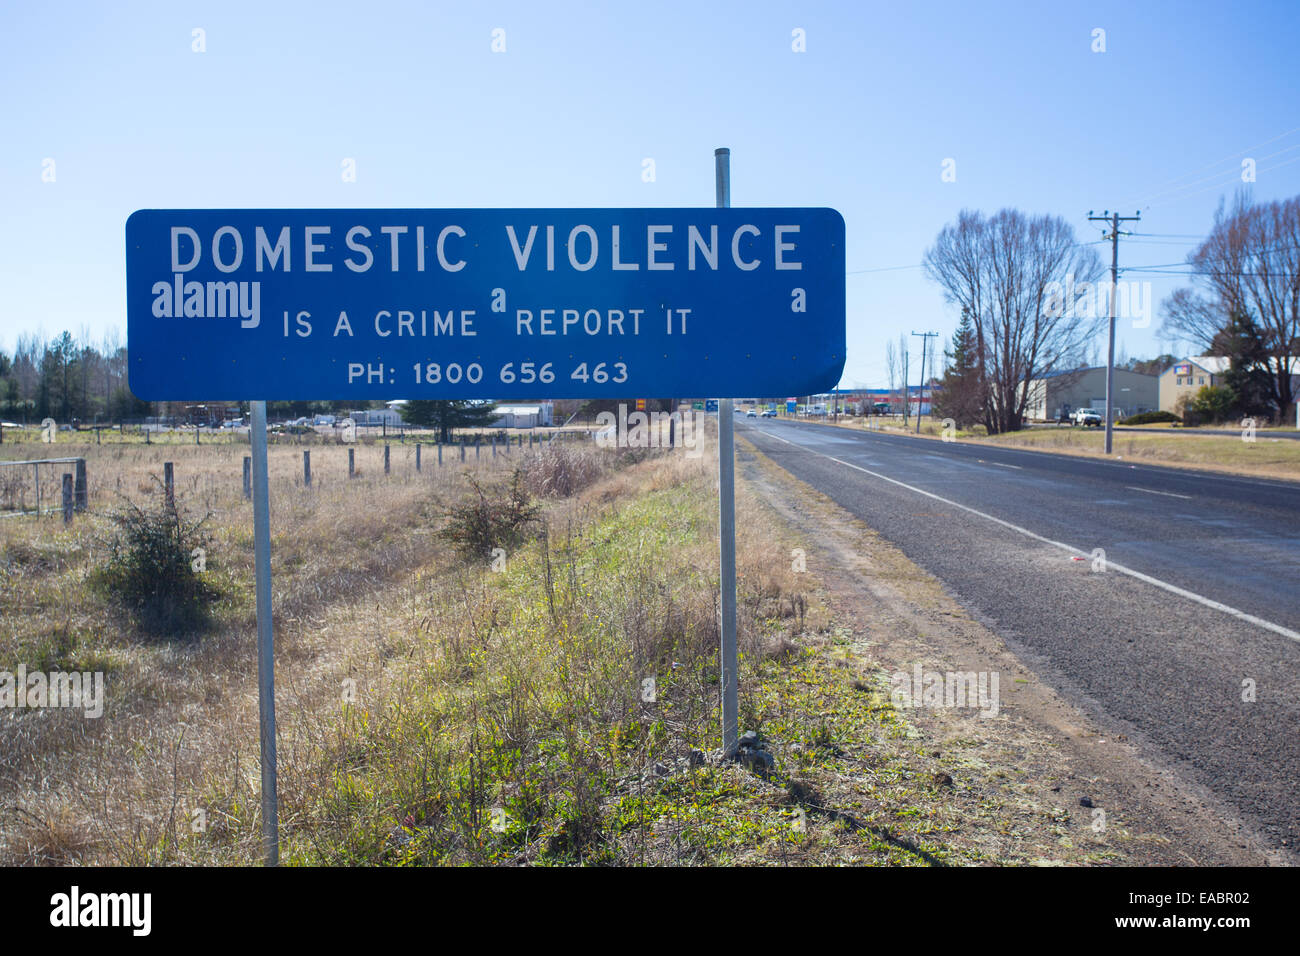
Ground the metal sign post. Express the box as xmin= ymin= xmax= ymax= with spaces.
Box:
xmin=249 ymin=400 xmax=278 ymax=865
xmin=715 ymin=148 xmax=738 ymax=759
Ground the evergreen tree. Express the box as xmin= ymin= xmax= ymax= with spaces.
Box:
xmin=931 ymin=308 xmax=985 ymax=427
xmin=400 ymin=400 xmax=498 ymax=442
xmin=1211 ymin=308 xmax=1274 ymax=419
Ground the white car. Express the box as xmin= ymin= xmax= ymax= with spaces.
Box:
xmin=1071 ymin=408 xmax=1103 ymax=427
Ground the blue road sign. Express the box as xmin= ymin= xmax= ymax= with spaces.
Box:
xmin=786 ymin=400 xmax=798 ymax=414
xmin=705 ymin=399 xmax=720 ymax=413
xmin=126 ymin=208 xmax=845 ymax=400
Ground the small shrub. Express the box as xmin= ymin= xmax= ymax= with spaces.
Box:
xmin=91 ymin=486 xmax=218 ymax=636
xmin=1188 ymin=384 xmax=1236 ymax=424
xmin=1120 ymin=410 xmax=1179 ymax=426
xmin=440 ymin=469 xmax=541 ymax=560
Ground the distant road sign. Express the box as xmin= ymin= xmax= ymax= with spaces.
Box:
xmin=786 ymin=400 xmax=797 ymax=414
xmin=126 ymin=208 xmax=845 ymax=401
xmin=705 ymin=399 xmax=720 ymax=413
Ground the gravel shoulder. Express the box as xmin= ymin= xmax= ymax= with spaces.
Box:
xmin=737 ymin=434 xmax=1284 ymax=866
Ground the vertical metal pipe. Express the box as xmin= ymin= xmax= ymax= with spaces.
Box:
xmin=249 ymin=400 xmax=278 ymax=865
xmin=715 ymin=147 xmax=738 ymax=759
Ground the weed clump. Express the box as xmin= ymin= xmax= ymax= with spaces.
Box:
xmin=521 ymin=443 xmax=604 ymax=498
xmin=91 ymin=486 xmax=218 ymax=637
xmin=440 ymin=470 xmax=541 ymax=560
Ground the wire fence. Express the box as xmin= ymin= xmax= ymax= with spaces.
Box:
xmin=0 ymin=457 xmax=88 ymax=519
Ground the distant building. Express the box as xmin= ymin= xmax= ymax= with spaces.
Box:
xmin=1024 ymin=367 xmax=1157 ymax=422
xmin=348 ymin=407 xmax=404 ymax=427
xmin=1158 ymin=355 xmax=1300 ymax=415
xmin=1157 ymin=357 xmax=1226 ymax=414
xmin=491 ymin=403 xmax=554 ymax=428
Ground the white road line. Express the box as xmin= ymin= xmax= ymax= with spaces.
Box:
xmin=979 ymin=459 xmax=1022 ymax=470
xmin=755 ymin=429 xmax=1300 ymax=644
xmin=1127 ymin=486 xmax=1193 ymax=500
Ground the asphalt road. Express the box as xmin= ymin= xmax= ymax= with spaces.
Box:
xmin=740 ymin=416 xmax=1300 ymax=856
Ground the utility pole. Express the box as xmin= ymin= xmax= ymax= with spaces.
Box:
xmin=902 ymin=349 xmax=909 ymax=426
xmin=912 ymin=331 xmax=938 ymax=434
xmin=1087 ymin=209 xmax=1141 ymax=454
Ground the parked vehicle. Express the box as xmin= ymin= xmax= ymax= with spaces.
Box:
xmin=1071 ymin=407 xmax=1103 ymax=427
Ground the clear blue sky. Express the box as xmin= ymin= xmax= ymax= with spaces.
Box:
xmin=2 ymin=0 xmax=1298 ymax=387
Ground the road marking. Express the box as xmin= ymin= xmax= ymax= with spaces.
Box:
xmin=755 ymin=429 xmax=1300 ymax=645
xmin=979 ymin=459 xmax=1022 ymax=470
xmin=1127 ymin=486 xmax=1193 ymax=500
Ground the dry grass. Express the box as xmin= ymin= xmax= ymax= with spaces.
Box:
xmin=974 ymin=425 xmax=1300 ymax=480
xmin=0 ymin=426 xmax=1017 ymax=866
xmin=0 ymin=434 xmax=539 ymax=863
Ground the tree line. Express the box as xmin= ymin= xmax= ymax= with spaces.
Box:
xmin=924 ymin=192 xmax=1300 ymax=432
xmin=0 ymin=329 xmax=145 ymax=423
xmin=0 ymin=330 xmax=402 ymax=425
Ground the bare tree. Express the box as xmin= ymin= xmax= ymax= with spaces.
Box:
xmin=1161 ymin=192 xmax=1300 ymax=418
xmin=924 ymin=209 xmax=1104 ymax=433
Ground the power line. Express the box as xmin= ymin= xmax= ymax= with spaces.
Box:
xmin=848 ymin=240 xmax=1106 ymax=278
xmin=1134 ymin=143 xmax=1300 ymax=207
xmin=1125 ymin=268 xmax=1300 ymax=278
xmin=847 ymin=263 xmax=923 ymax=275
xmin=1146 ymin=154 xmax=1300 ymax=209
xmin=1124 ymin=124 xmax=1300 ymax=208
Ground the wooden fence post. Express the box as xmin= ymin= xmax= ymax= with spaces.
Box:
xmin=74 ymin=459 xmax=87 ymax=512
